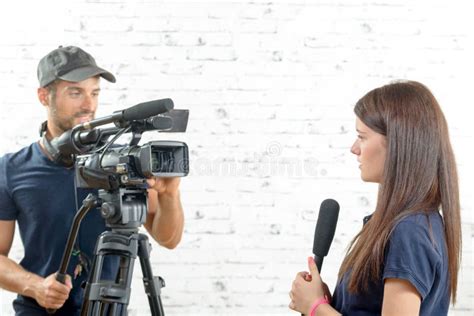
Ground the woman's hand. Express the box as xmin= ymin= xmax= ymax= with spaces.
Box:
xmin=289 ymin=257 xmax=330 ymax=315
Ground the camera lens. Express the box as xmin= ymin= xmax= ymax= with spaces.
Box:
xmin=151 ymin=149 xmax=175 ymax=173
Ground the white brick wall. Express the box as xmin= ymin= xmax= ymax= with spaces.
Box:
xmin=1 ymin=0 xmax=472 ymax=315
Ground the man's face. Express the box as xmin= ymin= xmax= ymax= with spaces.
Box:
xmin=41 ymin=77 xmax=101 ymax=136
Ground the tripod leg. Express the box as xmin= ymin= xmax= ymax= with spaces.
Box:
xmin=81 ymin=232 xmax=136 ymax=316
xmin=137 ymin=234 xmax=165 ymax=316
xmin=81 ymin=253 xmax=105 ymax=316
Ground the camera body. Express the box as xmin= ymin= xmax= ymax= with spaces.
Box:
xmin=52 ymin=98 xmax=189 ymax=228
xmin=75 ymin=140 xmax=189 ymax=190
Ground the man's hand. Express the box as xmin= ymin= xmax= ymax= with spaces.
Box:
xmin=33 ymin=273 xmax=72 ymax=310
xmin=146 ymin=177 xmax=180 ymax=197
xmin=144 ymin=177 xmax=184 ymax=248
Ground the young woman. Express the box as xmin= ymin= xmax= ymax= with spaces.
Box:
xmin=289 ymin=81 xmax=461 ymax=316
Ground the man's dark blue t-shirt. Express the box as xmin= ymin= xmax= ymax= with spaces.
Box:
xmin=0 ymin=142 xmax=118 ymax=315
xmin=331 ymin=212 xmax=450 ymax=316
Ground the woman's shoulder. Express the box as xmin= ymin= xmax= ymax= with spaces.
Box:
xmin=384 ymin=210 xmax=448 ymax=302
xmin=394 ymin=210 xmax=442 ymax=231
xmin=390 ymin=210 xmax=445 ymax=255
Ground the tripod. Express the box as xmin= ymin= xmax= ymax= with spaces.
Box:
xmin=81 ymin=228 xmax=165 ymax=315
xmin=51 ymin=189 xmax=166 ymax=316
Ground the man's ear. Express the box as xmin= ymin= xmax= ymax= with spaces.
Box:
xmin=37 ymin=87 xmax=50 ymax=106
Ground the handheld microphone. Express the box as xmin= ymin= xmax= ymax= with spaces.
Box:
xmin=300 ymin=199 xmax=340 ymax=316
xmin=312 ymin=199 xmax=340 ymax=272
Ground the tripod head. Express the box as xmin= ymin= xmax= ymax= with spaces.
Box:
xmin=99 ymin=188 xmax=147 ymax=233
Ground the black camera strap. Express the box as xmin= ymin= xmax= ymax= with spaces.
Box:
xmin=39 ymin=120 xmax=75 ymax=168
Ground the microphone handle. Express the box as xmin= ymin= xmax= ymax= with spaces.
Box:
xmin=301 ymin=256 xmax=324 ymax=316
xmin=314 ymin=255 xmax=324 ymax=273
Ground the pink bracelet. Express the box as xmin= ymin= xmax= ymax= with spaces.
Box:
xmin=309 ymin=296 xmax=329 ymax=316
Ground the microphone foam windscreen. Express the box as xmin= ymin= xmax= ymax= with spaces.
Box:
xmin=312 ymin=199 xmax=340 ymax=257
xmin=123 ymin=98 xmax=174 ymax=121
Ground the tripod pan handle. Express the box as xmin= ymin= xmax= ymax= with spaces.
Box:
xmin=45 ymin=272 xmax=68 ymax=314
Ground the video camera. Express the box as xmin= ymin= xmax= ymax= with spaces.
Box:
xmin=52 ymin=98 xmax=189 ymax=191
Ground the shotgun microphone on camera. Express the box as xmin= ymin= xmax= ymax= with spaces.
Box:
xmin=80 ymin=98 xmax=174 ymax=130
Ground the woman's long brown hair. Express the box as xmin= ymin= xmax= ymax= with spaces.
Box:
xmin=338 ymin=81 xmax=461 ymax=303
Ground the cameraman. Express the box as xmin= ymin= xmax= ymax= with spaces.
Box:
xmin=0 ymin=46 xmax=184 ymax=315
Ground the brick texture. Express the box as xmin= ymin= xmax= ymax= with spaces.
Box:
xmin=0 ymin=1 xmax=472 ymax=315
